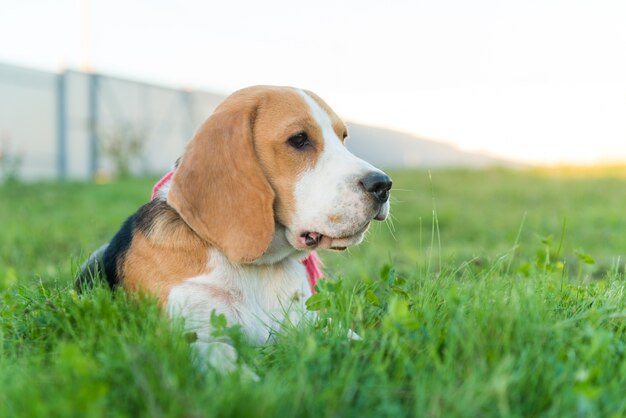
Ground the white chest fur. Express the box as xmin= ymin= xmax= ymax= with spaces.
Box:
xmin=166 ymin=250 xmax=312 ymax=345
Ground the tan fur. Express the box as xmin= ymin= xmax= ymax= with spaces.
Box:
xmin=145 ymin=205 xmax=207 ymax=248
xmin=123 ymin=228 xmax=210 ymax=305
xmin=328 ymin=214 xmax=343 ymax=224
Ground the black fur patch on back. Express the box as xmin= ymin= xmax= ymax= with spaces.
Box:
xmin=135 ymin=199 xmax=170 ymax=236
xmin=76 ymin=199 xmax=174 ymax=292
xmin=100 ymin=211 xmax=138 ymax=289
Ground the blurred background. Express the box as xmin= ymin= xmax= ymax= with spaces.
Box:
xmin=1 ymin=0 xmax=626 ymax=181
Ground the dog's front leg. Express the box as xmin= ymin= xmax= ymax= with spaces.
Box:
xmin=167 ymin=281 xmax=258 ymax=380
xmin=191 ymin=340 xmax=259 ymax=381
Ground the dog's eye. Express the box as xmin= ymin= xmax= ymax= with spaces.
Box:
xmin=287 ymin=132 xmax=311 ymax=150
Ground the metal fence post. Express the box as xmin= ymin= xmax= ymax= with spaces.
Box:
xmin=56 ymin=71 xmax=67 ymax=180
xmin=88 ymin=73 xmax=99 ymax=178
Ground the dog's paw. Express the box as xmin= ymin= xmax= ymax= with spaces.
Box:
xmin=192 ymin=341 xmax=260 ymax=381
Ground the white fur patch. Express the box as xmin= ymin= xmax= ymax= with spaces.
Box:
xmin=167 ymin=249 xmax=312 ymax=346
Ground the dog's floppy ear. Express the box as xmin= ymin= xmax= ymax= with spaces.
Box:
xmin=167 ymin=99 xmax=275 ymax=263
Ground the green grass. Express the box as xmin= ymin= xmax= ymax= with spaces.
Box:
xmin=1 ymin=169 xmax=626 ymax=417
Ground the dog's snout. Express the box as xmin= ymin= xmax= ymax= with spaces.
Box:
xmin=359 ymin=172 xmax=392 ymax=203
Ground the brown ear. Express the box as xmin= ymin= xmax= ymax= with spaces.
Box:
xmin=167 ymin=103 xmax=275 ymax=264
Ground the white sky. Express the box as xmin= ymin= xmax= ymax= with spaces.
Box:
xmin=1 ymin=0 xmax=626 ymax=164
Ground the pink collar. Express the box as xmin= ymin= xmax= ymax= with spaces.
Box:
xmin=152 ymin=171 xmax=322 ymax=294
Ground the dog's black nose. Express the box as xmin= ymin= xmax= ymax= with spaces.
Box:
xmin=360 ymin=172 xmax=392 ymax=203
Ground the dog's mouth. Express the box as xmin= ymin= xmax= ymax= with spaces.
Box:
xmin=297 ymin=223 xmax=370 ymax=251
xmin=300 ymin=232 xmax=343 ymax=250
xmin=301 ymin=231 xmax=324 ymax=247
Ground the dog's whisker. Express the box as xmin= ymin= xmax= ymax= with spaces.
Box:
xmin=385 ymin=218 xmax=398 ymax=242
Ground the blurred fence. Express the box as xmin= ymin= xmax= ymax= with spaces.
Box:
xmin=0 ymin=62 xmax=224 ymax=180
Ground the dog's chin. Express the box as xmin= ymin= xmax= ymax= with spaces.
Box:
xmin=286 ymin=222 xmax=370 ymax=252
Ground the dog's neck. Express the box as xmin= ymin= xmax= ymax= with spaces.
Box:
xmin=252 ymin=224 xmax=307 ymax=265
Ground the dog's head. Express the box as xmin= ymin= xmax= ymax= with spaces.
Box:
xmin=168 ymin=86 xmax=391 ymax=264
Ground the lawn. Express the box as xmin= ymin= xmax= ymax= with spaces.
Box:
xmin=1 ymin=168 xmax=626 ymax=417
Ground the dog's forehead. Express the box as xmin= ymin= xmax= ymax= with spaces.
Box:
xmin=299 ymin=90 xmax=346 ymax=138
xmin=261 ymin=88 xmax=314 ymax=119
xmin=300 ymin=90 xmax=341 ymax=125
xmin=257 ymin=87 xmax=345 ymax=135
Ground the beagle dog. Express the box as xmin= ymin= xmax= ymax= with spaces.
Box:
xmin=77 ymin=86 xmax=392 ymax=375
